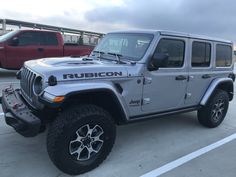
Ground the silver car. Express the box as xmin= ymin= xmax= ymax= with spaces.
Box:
xmin=1 ymin=30 xmax=235 ymax=175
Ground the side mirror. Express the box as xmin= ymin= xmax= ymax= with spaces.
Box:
xmin=9 ymin=37 xmax=19 ymax=46
xmin=149 ymin=53 xmax=169 ymax=70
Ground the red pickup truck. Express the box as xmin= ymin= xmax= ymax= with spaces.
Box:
xmin=0 ymin=30 xmax=95 ymax=69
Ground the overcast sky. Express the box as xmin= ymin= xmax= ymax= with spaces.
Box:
xmin=0 ymin=0 xmax=235 ymax=46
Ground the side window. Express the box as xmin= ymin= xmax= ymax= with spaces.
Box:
xmin=18 ymin=32 xmax=40 ymax=46
xmin=40 ymin=32 xmax=58 ymax=46
xmin=216 ymin=44 xmax=232 ymax=67
xmin=154 ymin=38 xmax=185 ymax=68
xmin=192 ymin=41 xmax=211 ymax=67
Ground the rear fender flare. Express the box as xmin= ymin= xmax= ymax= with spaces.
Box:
xmin=200 ymin=78 xmax=234 ymax=106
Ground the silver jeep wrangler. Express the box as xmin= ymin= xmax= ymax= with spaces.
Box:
xmin=1 ymin=30 xmax=235 ymax=175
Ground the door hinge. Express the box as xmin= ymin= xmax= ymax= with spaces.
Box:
xmin=188 ymin=75 xmax=194 ymax=81
xmin=142 ymin=98 xmax=151 ymax=105
xmin=185 ymin=93 xmax=192 ymax=99
xmin=143 ymin=77 xmax=152 ymax=85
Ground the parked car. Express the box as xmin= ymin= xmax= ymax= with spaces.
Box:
xmin=0 ymin=30 xmax=94 ymax=69
xmin=1 ymin=30 xmax=235 ymax=175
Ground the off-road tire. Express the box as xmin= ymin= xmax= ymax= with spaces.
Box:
xmin=197 ymin=89 xmax=229 ymax=128
xmin=47 ymin=104 xmax=116 ymax=175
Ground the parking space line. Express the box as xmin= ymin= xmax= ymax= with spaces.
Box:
xmin=141 ymin=133 xmax=236 ymax=177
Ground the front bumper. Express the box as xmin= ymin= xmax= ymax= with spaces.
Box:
xmin=1 ymin=87 xmax=41 ymax=137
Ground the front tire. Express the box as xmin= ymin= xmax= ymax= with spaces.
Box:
xmin=197 ymin=89 xmax=229 ymax=128
xmin=47 ymin=104 xmax=116 ymax=175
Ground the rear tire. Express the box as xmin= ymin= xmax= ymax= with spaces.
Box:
xmin=47 ymin=104 xmax=116 ymax=175
xmin=197 ymin=89 xmax=229 ymax=128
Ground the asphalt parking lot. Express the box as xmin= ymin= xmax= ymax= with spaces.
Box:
xmin=0 ymin=68 xmax=236 ymax=177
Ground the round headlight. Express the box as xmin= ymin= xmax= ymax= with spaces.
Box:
xmin=34 ymin=76 xmax=43 ymax=95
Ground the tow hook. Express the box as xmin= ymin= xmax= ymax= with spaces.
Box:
xmin=4 ymin=86 xmax=14 ymax=94
xmin=12 ymin=103 xmax=24 ymax=110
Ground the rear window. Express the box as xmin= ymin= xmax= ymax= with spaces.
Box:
xmin=216 ymin=44 xmax=232 ymax=67
xmin=40 ymin=32 xmax=58 ymax=46
xmin=192 ymin=41 xmax=211 ymax=67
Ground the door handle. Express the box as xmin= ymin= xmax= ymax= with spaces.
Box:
xmin=37 ymin=48 xmax=44 ymax=52
xmin=202 ymin=74 xmax=211 ymax=79
xmin=175 ymin=75 xmax=187 ymax=80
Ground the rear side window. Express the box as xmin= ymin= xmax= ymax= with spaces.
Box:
xmin=216 ymin=44 xmax=232 ymax=67
xmin=40 ymin=32 xmax=58 ymax=46
xmin=192 ymin=41 xmax=211 ymax=67
xmin=154 ymin=38 xmax=185 ymax=68
xmin=18 ymin=32 xmax=40 ymax=46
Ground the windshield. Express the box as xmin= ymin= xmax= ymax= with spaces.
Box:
xmin=94 ymin=33 xmax=154 ymax=61
xmin=0 ymin=30 xmax=19 ymax=42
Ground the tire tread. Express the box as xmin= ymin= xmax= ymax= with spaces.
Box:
xmin=47 ymin=104 xmax=116 ymax=175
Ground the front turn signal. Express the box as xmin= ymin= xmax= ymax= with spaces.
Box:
xmin=53 ymin=96 xmax=65 ymax=103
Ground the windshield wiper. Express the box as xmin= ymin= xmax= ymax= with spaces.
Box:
xmin=91 ymin=51 xmax=120 ymax=63
xmin=107 ymin=52 xmax=123 ymax=64
xmin=107 ymin=52 xmax=136 ymax=65
xmin=92 ymin=51 xmax=134 ymax=64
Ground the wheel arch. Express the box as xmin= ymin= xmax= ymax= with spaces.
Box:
xmin=61 ymin=88 xmax=128 ymax=125
xmin=200 ymin=78 xmax=234 ymax=106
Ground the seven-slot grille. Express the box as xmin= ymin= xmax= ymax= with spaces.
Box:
xmin=20 ymin=67 xmax=37 ymax=102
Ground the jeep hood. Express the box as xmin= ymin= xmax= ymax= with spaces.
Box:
xmin=24 ymin=57 xmax=131 ymax=81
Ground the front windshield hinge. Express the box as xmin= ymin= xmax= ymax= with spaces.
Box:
xmin=91 ymin=50 xmax=105 ymax=60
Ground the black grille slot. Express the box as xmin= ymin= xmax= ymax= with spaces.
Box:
xmin=20 ymin=67 xmax=36 ymax=102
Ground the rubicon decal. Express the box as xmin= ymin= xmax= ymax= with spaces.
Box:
xmin=63 ymin=71 xmax=123 ymax=79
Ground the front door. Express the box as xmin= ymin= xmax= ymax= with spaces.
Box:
xmin=5 ymin=31 xmax=44 ymax=69
xmin=142 ymin=37 xmax=188 ymax=113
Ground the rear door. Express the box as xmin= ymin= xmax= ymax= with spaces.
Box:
xmin=5 ymin=31 xmax=43 ymax=69
xmin=40 ymin=32 xmax=63 ymax=58
xmin=185 ymin=39 xmax=213 ymax=106
xmin=141 ymin=37 xmax=188 ymax=113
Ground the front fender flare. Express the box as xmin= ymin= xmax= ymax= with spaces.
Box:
xmin=43 ymin=82 xmax=129 ymax=119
